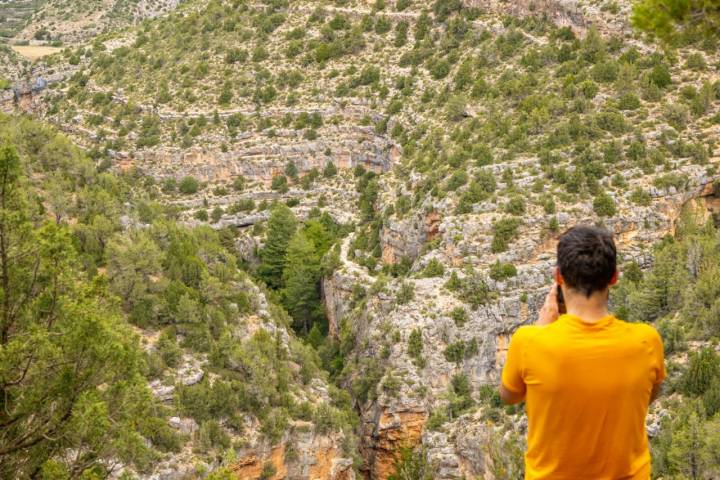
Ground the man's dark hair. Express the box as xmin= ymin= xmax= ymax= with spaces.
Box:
xmin=557 ymin=225 xmax=617 ymax=297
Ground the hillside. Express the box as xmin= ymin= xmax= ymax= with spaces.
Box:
xmin=0 ymin=0 xmax=183 ymax=43
xmin=1 ymin=0 xmax=720 ymax=478
xmin=0 ymin=113 xmax=357 ymax=479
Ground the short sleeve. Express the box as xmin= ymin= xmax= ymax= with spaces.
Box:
xmin=501 ymin=326 xmax=531 ymax=393
xmin=648 ymin=327 xmax=667 ymax=385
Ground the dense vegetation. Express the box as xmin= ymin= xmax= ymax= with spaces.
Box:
xmin=0 ymin=113 xmax=358 ymax=478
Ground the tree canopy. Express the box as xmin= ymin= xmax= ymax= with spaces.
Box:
xmin=632 ymin=0 xmax=720 ymax=41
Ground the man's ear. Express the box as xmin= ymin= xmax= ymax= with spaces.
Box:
xmin=555 ymin=267 xmax=564 ymax=285
xmin=609 ymin=269 xmax=619 ymax=286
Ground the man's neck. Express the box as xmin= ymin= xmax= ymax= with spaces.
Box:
xmin=564 ymin=288 xmax=610 ymax=323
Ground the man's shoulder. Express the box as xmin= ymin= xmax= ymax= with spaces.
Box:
xmin=510 ymin=324 xmax=544 ymax=343
xmin=613 ymin=317 xmax=661 ymax=339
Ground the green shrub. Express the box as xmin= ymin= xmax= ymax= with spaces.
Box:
xmin=489 ymin=261 xmax=517 ymax=281
xmin=178 ymin=176 xmax=200 ymax=195
xmin=272 ymin=175 xmax=289 ymax=193
xmin=650 ymin=64 xmax=672 ymax=89
xmin=397 ymin=282 xmax=415 ymax=305
xmin=491 ymin=218 xmax=521 ymax=253
xmin=323 ymin=161 xmax=337 ymax=177
xmin=630 ymin=188 xmax=652 ymax=206
xmin=685 ymin=53 xmax=707 ymax=71
xmin=450 ymin=307 xmax=468 ymax=327
xmin=422 ymin=258 xmax=445 ymax=277
xmin=593 ymin=192 xmax=617 ymax=217
xmin=196 ymin=420 xmax=230 ymax=452
xmin=444 ymin=341 xmax=466 ymax=365
xmin=407 ymin=328 xmax=425 ymax=368
xmin=259 ymin=463 xmax=277 ymax=480
xmin=504 ymin=196 xmax=526 ymax=215
xmin=682 ymin=349 xmax=720 ymax=397
xmin=457 ymin=271 xmax=492 ymax=309
xmin=157 ymin=329 xmax=182 ymax=368
xmin=618 ymin=92 xmax=641 ymax=110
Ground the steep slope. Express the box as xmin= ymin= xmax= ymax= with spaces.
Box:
xmin=0 ymin=112 xmax=358 ymax=479
xmin=12 ymin=0 xmax=720 ymax=478
xmin=1 ymin=0 xmax=184 ymax=43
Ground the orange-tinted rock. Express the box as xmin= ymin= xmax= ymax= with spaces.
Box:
xmin=231 ymin=445 xmax=286 ymax=480
xmin=425 ymin=211 xmax=441 ymax=242
xmin=363 ymin=409 xmax=427 ymax=480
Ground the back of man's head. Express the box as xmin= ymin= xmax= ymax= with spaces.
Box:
xmin=557 ymin=225 xmax=617 ymax=297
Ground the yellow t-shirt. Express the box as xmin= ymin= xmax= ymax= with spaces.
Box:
xmin=501 ymin=314 xmax=666 ymax=480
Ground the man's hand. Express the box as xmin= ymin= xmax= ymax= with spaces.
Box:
xmin=536 ymin=283 xmax=561 ymax=326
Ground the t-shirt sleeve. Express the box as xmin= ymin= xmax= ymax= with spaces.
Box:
xmin=648 ymin=326 xmax=667 ymax=385
xmin=501 ymin=326 xmax=529 ymax=394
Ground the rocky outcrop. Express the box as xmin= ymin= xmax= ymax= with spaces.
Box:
xmin=381 ymin=211 xmax=441 ymax=265
xmin=115 ymin=125 xmax=398 ymax=184
xmin=361 ymin=407 xmax=427 ymax=479
xmin=466 ymin=0 xmax=633 ymax=36
xmin=231 ymin=435 xmax=355 ymax=480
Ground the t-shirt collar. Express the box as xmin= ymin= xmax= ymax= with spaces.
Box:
xmin=559 ymin=313 xmax=615 ymax=329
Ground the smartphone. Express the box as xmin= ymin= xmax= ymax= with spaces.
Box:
xmin=557 ymin=285 xmax=567 ymax=314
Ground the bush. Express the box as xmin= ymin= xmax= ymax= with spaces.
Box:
xmin=450 ymin=307 xmax=468 ymax=327
xmin=194 ymin=209 xmax=209 ymax=221
xmin=397 ymin=282 xmax=415 ymax=305
xmin=422 ymin=258 xmax=445 ymax=277
xmin=489 ymin=261 xmax=517 ymax=281
xmin=504 ymin=196 xmax=526 ymax=215
xmin=446 ymin=95 xmax=467 ymax=121
xmin=457 ymin=271 xmax=492 ymax=309
xmin=196 ymin=420 xmax=231 ymax=452
xmin=233 ymin=175 xmax=246 ymax=191
xmin=578 ymin=80 xmax=599 ymax=99
xmin=178 ymin=176 xmax=200 ymax=195
xmin=211 ymin=207 xmax=224 ymax=223
xmin=407 ymin=328 xmax=425 ymax=368
xmin=323 ymin=161 xmax=337 ymax=177
xmin=272 ymin=175 xmax=289 ymax=193
xmin=630 ymin=188 xmax=652 ymax=206
xmin=430 ymin=60 xmax=450 ymax=80
xmin=618 ymin=92 xmax=641 ymax=110
xmin=491 ymin=218 xmax=521 ymax=253
xmin=259 ymin=463 xmax=277 ymax=480
xmin=682 ymin=348 xmax=720 ymax=397
xmin=444 ymin=341 xmax=466 ymax=365
xmin=157 ymin=329 xmax=182 ymax=368
xmin=593 ymin=192 xmax=616 ymax=217
xmin=650 ymin=64 xmax=671 ymax=89
xmin=685 ymin=53 xmax=706 ymax=71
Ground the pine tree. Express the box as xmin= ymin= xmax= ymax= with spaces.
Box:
xmin=257 ymin=204 xmax=297 ymax=289
xmin=281 ymin=231 xmax=321 ymax=334
xmin=667 ymin=406 xmax=708 ymax=479
xmin=632 ymin=0 xmax=720 ymax=41
xmin=683 ymin=348 xmax=720 ymax=396
xmin=0 ymin=142 xmax=164 ymax=477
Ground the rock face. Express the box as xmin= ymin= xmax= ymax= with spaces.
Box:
xmin=231 ymin=436 xmax=355 ymax=480
xmin=361 ymin=407 xmax=427 ymax=479
xmin=322 ymin=170 xmax=720 ymax=478
xmin=114 ymin=124 xmax=398 ymax=184
xmin=466 ymin=0 xmax=632 ymax=35
xmin=380 ymin=211 xmax=441 ymax=265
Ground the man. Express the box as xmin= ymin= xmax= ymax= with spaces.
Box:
xmin=499 ymin=225 xmax=666 ymax=479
